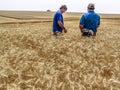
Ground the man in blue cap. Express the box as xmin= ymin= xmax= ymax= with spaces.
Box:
xmin=53 ymin=5 xmax=67 ymax=36
xmin=79 ymin=3 xmax=100 ymax=36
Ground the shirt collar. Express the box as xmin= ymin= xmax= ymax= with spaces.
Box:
xmin=58 ymin=10 xmax=62 ymax=14
xmin=88 ymin=10 xmax=94 ymax=13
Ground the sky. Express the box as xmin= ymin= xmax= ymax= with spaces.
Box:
xmin=0 ymin=0 xmax=120 ymax=14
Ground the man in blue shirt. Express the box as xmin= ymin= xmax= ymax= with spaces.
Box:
xmin=53 ymin=5 xmax=67 ymax=35
xmin=79 ymin=3 xmax=100 ymax=36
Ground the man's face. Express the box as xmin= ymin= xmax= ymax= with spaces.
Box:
xmin=61 ymin=8 xmax=67 ymax=13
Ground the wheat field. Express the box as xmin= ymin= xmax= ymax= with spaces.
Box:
xmin=0 ymin=11 xmax=120 ymax=90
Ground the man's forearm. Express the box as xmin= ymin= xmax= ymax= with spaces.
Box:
xmin=58 ymin=21 xmax=66 ymax=29
xmin=58 ymin=21 xmax=67 ymax=33
xmin=79 ymin=25 xmax=84 ymax=32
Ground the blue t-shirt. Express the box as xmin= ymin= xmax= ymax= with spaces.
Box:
xmin=80 ymin=11 xmax=100 ymax=32
xmin=53 ymin=10 xmax=64 ymax=32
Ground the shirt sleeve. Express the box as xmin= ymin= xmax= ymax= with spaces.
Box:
xmin=98 ymin=15 xmax=100 ymax=25
xmin=80 ymin=15 xmax=85 ymax=25
xmin=57 ymin=13 xmax=62 ymax=21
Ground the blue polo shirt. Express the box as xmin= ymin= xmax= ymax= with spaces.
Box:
xmin=80 ymin=11 xmax=100 ymax=32
xmin=53 ymin=10 xmax=64 ymax=32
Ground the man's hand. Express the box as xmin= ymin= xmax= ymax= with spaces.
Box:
xmin=64 ymin=28 xmax=67 ymax=33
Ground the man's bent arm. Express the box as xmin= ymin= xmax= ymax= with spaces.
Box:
xmin=79 ymin=25 xmax=84 ymax=33
xmin=58 ymin=21 xmax=67 ymax=33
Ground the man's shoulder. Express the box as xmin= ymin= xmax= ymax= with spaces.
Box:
xmin=94 ymin=12 xmax=100 ymax=15
xmin=55 ymin=10 xmax=62 ymax=15
xmin=82 ymin=13 xmax=89 ymax=18
xmin=94 ymin=13 xmax=100 ymax=18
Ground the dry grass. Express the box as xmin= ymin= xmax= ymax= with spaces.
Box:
xmin=0 ymin=12 xmax=120 ymax=90
xmin=0 ymin=11 xmax=54 ymax=19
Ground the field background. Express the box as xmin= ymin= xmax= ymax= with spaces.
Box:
xmin=0 ymin=11 xmax=120 ymax=90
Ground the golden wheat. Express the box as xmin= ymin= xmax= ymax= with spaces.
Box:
xmin=0 ymin=16 xmax=120 ymax=90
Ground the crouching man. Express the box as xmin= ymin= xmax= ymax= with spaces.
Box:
xmin=79 ymin=3 xmax=100 ymax=36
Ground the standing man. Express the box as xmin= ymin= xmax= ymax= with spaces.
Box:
xmin=53 ymin=5 xmax=67 ymax=35
xmin=79 ymin=3 xmax=100 ymax=36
